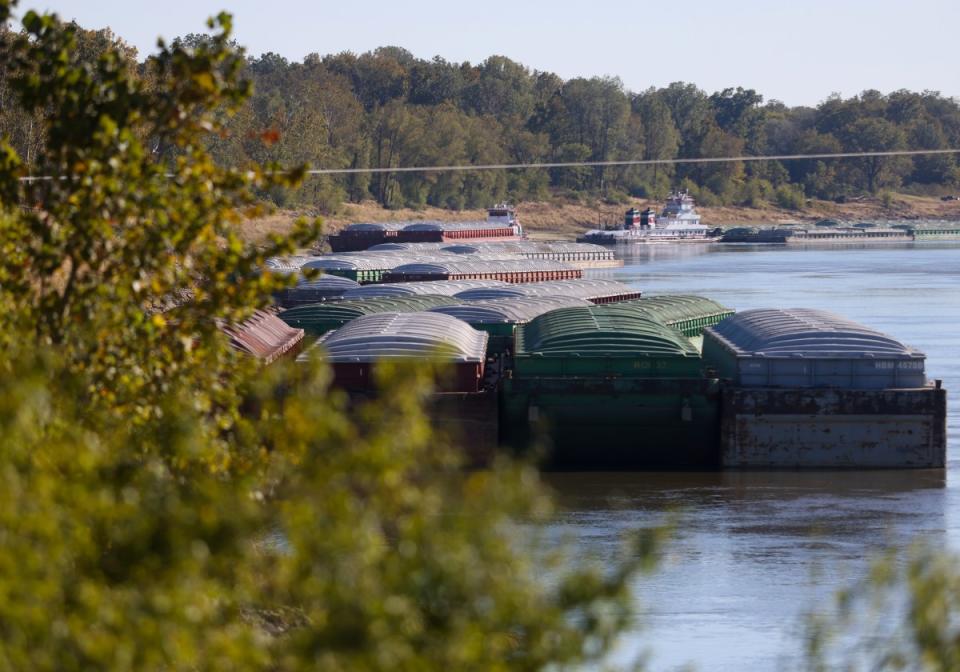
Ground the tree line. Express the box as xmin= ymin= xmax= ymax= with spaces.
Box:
xmin=2 ymin=26 xmax=959 ymax=214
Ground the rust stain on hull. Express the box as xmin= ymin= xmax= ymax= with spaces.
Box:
xmin=721 ymin=387 xmax=947 ymax=469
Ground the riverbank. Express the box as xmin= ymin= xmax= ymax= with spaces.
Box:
xmin=238 ymin=194 xmax=960 ymax=245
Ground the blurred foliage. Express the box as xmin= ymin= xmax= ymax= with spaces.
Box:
xmin=806 ymin=546 xmax=960 ymax=672
xmin=0 ymin=2 xmax=662 ymax=669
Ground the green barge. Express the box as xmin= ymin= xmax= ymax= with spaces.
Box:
xmin=501 ymin=304 xmax=724 ymax=468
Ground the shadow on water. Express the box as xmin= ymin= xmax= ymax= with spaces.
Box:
xmin=545 ymin=469 xmax=947 ymax=511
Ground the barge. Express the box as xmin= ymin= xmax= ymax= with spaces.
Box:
xmin=328 ymin=205 xmax=524 ymax=252
xmin=280 ymin=295 xmax=459 ymax=336
xmin=273 ymin=274 xmax=362 ymax=307
xmin=452 ymin=278 xmax=642 ymax=304
xmin=720 ymin=226 xmax=913 ymax=244
xmin=300 ymin=312 xmax=489 ymax=393
xmin=222 ymin=309 xmax=305 ymax=364
xmin=367 ymin=240 xmax=622 ymax=269
xmin=704 ymin=309 xmax=945 ymax=468
xmin=719 ymin=221 xmax=960 ymax=244
xmin=501 ymin=304 xmax=722 ymax=468
xmin=428 ymin=296 xmax=592 ymax=355
xmin=280 ymin=242 xmax=610 ymax=284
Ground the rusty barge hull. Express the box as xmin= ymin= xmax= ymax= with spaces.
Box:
xmin=720 ymin=386 xmax=947 ymax=469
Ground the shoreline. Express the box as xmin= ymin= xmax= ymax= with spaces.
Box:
xmin=239 ymin=194 xmax=960 ymax=245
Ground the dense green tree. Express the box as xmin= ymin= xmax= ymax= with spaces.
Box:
xmin=815 ymin=93 xmax=863 ymax=138
xmin=694 ymin=124 xmax=746 ymax=202
xmin=907 ymin=118 xmax=958 ymax=184
xmin=657 ymin=82 xmax=713 ymax=155
xmin=537 ymin=77 xmax=630 ymax=190
xmin=841 ymin=117 xmax=910 ymax=193
xmin=632 ymin=91 xmax=681 ymax=196
xmin=324 ymin=47 xmax=411 ymax=111
xmin=462 ymin=55 xmax=536 ymax=120
xmin=0 ymin=4 xmax=661 ymax=671
xmin=409 ymin=56 xmax=464 ymax=106
xmin=710 ymin=87 xmax=765 ymax=149
xmin=788 ymin=130 xmax=845 ymax=199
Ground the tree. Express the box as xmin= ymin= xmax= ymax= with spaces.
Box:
xmin=657 ymin=82 xmax=712 ymax=155
xmin=6 ymin=5 xmax=960 ymax=214
xmin=907 ymin=118 xmax=957 ymax=185
xmin=710 ymin=87 xmax=768 ymax=181
xmin=694 ymin=124 xmax=745 ymax=202
xmin=538 ymin=77 xmax=630 ymax=190
xmin=788 ymin=129 xmax=844 ymax=199
xmin=0 ymin=3 xmax=657 ymax=669
xmin=841 ymin=117 xmax=910 ymax=193
xmin=408 ymin=56 xmax=464 ymax=106
xmin=323 ymin=48 xmax=411 ymax=112
xmin=632 ymin=91 xmax=680 ymax=196
xmin=710 ymin=87 xmax=764 ymax=144
xmin=462 ymin=55 xmax=536 ymax=121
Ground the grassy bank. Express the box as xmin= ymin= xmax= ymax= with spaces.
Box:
xmin=239 ymin=194 xmax=960 ymax=245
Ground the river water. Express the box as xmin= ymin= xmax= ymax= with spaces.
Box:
xmin=546 ymin=242 xmax=960 ymax=671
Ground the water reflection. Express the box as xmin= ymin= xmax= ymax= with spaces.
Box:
xmin=560 ymin=243 xmax=960 ymax=671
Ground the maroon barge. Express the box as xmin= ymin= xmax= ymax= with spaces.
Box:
xmin=222 ymin=309 xmax=305 ymax=364
xmin=299 ymin=312 xmax=489 ymax=393
xmin=328 ymin=205 xmax=524 ymax=252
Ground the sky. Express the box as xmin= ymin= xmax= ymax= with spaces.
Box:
xmin=25 ymin=0 xmax=960 ymax=107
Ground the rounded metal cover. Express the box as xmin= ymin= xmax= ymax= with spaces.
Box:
xmin=304 ymin=312 xmax=488 ymax=362
xmin=517 ymin=306 xmax=699 ymax=357
xmin=706 ymin=308 xmax=922 ymax=358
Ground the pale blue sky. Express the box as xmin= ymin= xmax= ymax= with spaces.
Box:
xmin=25 ymin=0 xmax=960 ymax=106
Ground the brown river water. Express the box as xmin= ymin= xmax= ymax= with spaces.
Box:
xmin=543 ymin=242 xmax=960 ymax=670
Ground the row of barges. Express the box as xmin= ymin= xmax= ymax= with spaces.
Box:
xmin=278 ymin=241 xmax=620 ymax=284
xmin=225 ymin=217 xmax=947 ymax=470
xmin=244 ymin=255 xmax=946 ymax=469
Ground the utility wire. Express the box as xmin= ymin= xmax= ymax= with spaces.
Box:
xmin=17 ymin=148 xmax=960 ymax=181
xmin=304 ymin=149 xmax=960 ymax=175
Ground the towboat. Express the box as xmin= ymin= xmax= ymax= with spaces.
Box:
xmin=578 ymin=191 xmax=712 ymax=244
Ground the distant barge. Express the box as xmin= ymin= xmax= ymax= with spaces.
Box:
xmin=721 ymin=221 xmax=960 ymax=243
xmin=328 ymin=204 xmax=524 ymax=252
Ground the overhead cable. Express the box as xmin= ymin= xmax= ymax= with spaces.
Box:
xmin=16 ymin=148 xmax=960 ymax=182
